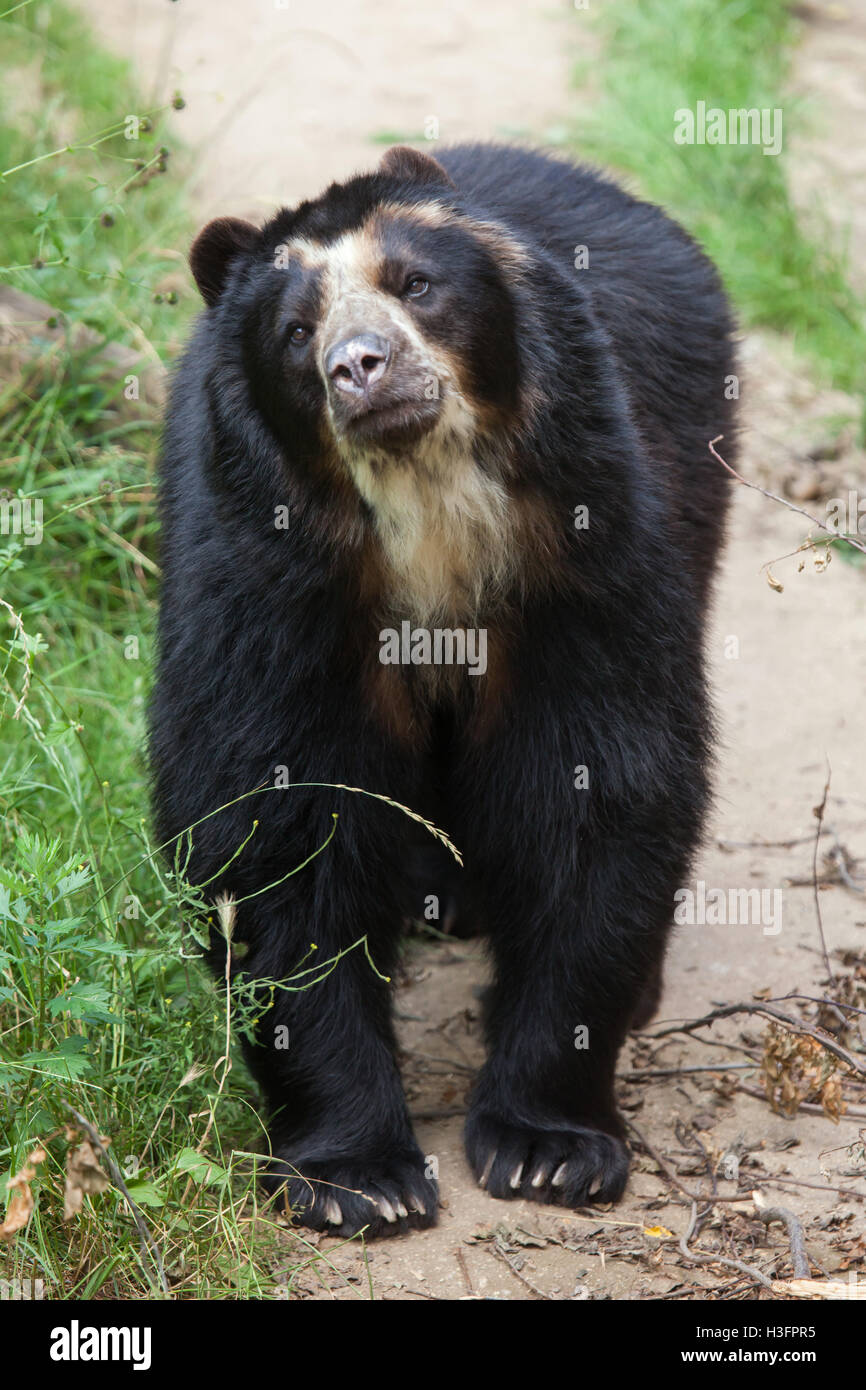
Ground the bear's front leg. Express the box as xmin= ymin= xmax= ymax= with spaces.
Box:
xmin=461 ymin=804 xmax=693 ymax=1206
xmin=152 ymin=613 xmax=440 ymax=1238
xmin=453 ymin=663 xmax=708 ymax=1209
xmin=228 ymin=814 xmax=439 ymax=1239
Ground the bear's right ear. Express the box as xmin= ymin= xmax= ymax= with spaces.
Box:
xmin=189 ymin=217 xmax=260 ymax=306
xmin=379 ymin=145 xmax=456 ymax=189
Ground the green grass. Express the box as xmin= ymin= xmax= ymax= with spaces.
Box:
xmin=0 ymin=1 xmax=324 ymax=1300
xmin=0 ymin=5 xmax=451 ymax=1301
xmin=0 ymin=0 xmax=190 ymax=339
xmin=571 ymin=0 xmax=866 ymax=409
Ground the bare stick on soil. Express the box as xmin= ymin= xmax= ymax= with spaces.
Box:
xmin=753 ymin=1192 xmax=810 ymax=1279
xmin=734 ymin=1081 xmax=866 ymax=1120
xmin=709 ymin=436 xmax=866 ymax=556
xmin=490 ymin=1243 xmax=552 ymax=1299
xmin=679 ymin=1201 xmax=774 ymax=1292
xmin=645 ymin=1001 xmax=865 ymax=1077
xmin=812 ymin=765 xmax=835 ymax=987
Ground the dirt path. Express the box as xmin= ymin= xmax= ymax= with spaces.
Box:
xmin=788 ymin=0 xmax=866 ymax=289
xmin=77 ymin=0 xmax=866 ymax=1298
xmin=77 ymin=0 xmax=577 ymax=221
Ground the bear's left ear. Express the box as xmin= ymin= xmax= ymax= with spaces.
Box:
xmin=189 ymin=216 xmax=260 ymax=306
xmin=379 ymin=145 xmax=456 ymax=189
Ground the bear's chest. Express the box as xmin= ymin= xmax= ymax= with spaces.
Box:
xmin=352 ymin=450 xmax=516 ymax=628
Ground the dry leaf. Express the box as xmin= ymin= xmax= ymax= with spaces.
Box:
xmin=766 ymin=567 xmax=784 ymax=592
xmin=643 ymin=1225 xmax=675 ymax=1239
xmin=1 ymin=1173 xmax=34 ymax=1241
xmin=762 ymin=1023 xmax=845 ymax=1121
xmin=64 ymin=1139 xmax=110 ymax=1220
xmin=813 ymin=547 xmax=832 ymax=573
xmin=0 ymin=1145 xmax=47 ymax=1241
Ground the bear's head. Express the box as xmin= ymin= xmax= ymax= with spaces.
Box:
xmin=188 ymin=146 xmax=529 ymax=478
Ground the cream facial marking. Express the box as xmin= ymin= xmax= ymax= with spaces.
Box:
xmin=373 ymin=202 xmax=533 ymax=276
xmin=281 ymin=214 xmax=519 ymax=625
xmin=348 ymin=403 xmax=517 ymax=627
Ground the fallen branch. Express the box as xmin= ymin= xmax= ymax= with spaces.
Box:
xmin=770 ymin=1277 xmax=866 ymax=1300
xmin=645 ymin=1002 xmax=865 ymax=1078
xmin=761 ymin=1174 xmax=866 ymax=1202
xmin=718 ymin=831 xmax=831 ymax=851
xmin=753 ymin=1191 xmax=809 ymax=1278
xmin=735 ymin=1080 xmax=866 ymax=1119
xmin=627 ymin=1123 xmax=759 ymax=1205
xmin=825 ymin=827 xmax=865 ymax=895
xmin=772 ymin=992 xmax=866 ymax=1020
xmin=455 ymin=1247 xmax=476 ymax=1298
xmin=489 ymin=1242 xmax=552 ymax=1299
xmin=623 ymin=1062 xmax=754 ymax=1082
xmin=627 ymin=1123 xmax=707 ymax=1202
xmin=629 ymin=1120 xmax=866 ymax=1215
xmin=679 ymin=1201 xmax=774 ymax=1292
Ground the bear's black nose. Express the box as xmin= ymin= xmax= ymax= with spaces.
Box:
xmin=326 ymin=333 xmax=391 ymax=394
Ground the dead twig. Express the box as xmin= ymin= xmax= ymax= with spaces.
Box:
xmin=772 ymin=992 xmax=866 ymax=1020
xmin=812 ymin=765 xmax=835 ymax=987
xmin=763 ymin=1174 xmax=866 ymax=1201
xmin=734 ymin=1080 xmax=866 ymax=1119
xmin=753 ymin=1191 xmax=810 ymax=1278
xmin=679 ymin=1200 xmax=775 ymax=1291
xmin=709 ymin=436 xmax=866 ymax=556
xmin=489 ymin=1242 xmax=552 ymax=1299
xmin=825 ymin=826 xmax=865 ymax=895
xmin=455 ymin=1247 xmax=475 ymax=1297
xmin=623 ymin=1062 xmax=755 ymax=1081
xmin=63 ymin=1105 xmax=170 ymax=1296
xmin=718 ymin=831 xmax=830 ymax=851
xmin=627 ymin=1123 xmax=750 ymax=1205
xmin=646 ymin=1002 xmax=865 ymax=1078
xmin=629 ymin=1123 xmax=866 ymax=1206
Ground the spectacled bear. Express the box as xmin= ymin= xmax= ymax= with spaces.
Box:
xmin=150 ymin=142 xmax=736 ymax=1237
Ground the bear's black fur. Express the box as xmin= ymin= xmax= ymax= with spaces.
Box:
xmin=150 ymin=143 xmax=736 ymax=1237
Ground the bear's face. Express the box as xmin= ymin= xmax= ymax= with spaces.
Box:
xmin=190 ymin=148 xmax=524 ymax=470
xmin=189 ymin=147 xmax=541 ymax=624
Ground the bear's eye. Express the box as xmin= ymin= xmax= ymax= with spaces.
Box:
xmin=403 ymin=276 xmax=430 ymax=299
xmin=287 ymin=323 xmax=311 ymax=345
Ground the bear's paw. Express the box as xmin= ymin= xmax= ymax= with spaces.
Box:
xmin=466 ymin=1113 xmax=629 ymax=1207
xmin=263 ymin=1148 xmax=439 ymax=1239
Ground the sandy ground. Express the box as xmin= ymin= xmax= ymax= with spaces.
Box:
xmin=75 ymin=0 xmax=866 ymax=1298
xmin=76 ymin=0 xmax=578 ymax=222
xmin=787 ymin=0 xmax=866 ymax=290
